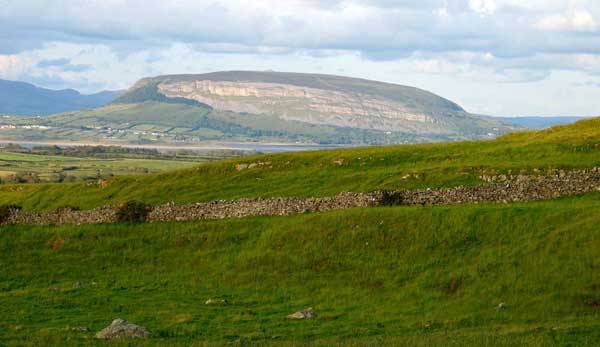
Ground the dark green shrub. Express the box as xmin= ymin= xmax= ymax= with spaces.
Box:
xmin=377 ymin=190 xmax=404 ymax=206
xmin=116 ymin=201 xmax=151 ymax=223
xmin=0 ymin=204 xmax=21 ymax=224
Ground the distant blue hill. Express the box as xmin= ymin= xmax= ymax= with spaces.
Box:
xmin=0 ymin=79 xmax=122 ymax=116
xmin=493 ymin=116 xmax=589 ymax=129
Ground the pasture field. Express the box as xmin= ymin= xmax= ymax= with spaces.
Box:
xmin=0 ymin=151 xmax=205 ymax=182
xmin=0 ymin=145 xmax=252 ymax=184
xmin=1 ymin=195 xmax=600 ymax=346
xmin=1 ymin=119 xmax=600 ymax=346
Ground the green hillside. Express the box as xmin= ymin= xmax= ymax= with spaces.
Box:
xmin=1 ymin=117 xmax=600 ymax=211
xmin=2 ymin=117 xmax=600 ymax=346
xmin=0 ymin=102 xmax=441 ymax=145
xmin=1 ymin=195 xmax=599 ymax=346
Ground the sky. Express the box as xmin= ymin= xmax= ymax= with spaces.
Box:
xmin=1 ymin=0 xmax=600 ymax=117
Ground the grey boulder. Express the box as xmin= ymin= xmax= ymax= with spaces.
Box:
xmin=95 ymin=318 xmax=150 ymax=339
xmin=287 ymin=307 xmax=314 ymax=319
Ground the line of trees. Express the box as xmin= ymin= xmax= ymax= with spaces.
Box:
xmin=0 ymin=170 xmax=114 ymax=184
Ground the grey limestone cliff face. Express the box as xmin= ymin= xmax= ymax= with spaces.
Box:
xmin=157 ymin=80 xmax=442 ymax=133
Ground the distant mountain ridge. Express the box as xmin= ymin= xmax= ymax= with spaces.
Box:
xmin=0 ymin=79 xmax=122 ymax=116
xmin=493 ymin=116 xmax=589 ymax=129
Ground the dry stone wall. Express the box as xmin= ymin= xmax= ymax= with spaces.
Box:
xmin=3 ymin=168 xmax=600 ymax=226
xmin=6 ymin=207 xmax=117 ymax=225
xmin=381 ymin=167 xmax=600 ymax=206
xmin=148 ymin=192 xmax=378 ymax=222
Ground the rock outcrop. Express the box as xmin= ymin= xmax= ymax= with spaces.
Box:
xmin=287 ymin=307 xmax=314 ymax=319
xmin=158 ymin=80 xmax=438 ymax=132
xmin=205 ymin=298 xmax=228 ymax=305
xmin=95 ymin=318 xmax=150 ymax=339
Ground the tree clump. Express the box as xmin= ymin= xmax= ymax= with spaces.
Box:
xmin=0 ymin=204 xmax=21 ymax=224
xmin=115 ymin=201 xmax=151 ymax=223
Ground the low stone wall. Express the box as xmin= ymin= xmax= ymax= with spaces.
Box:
xmin=6 ymin=206 xmax=117 ymax=226
xmin=148 ymin=192 xmax=378 ymax=222
xmin=380 ymin=167 xmax=600 ymax=206
xmin=2 ymin=193 xmax=379 ymax=226
xmin=3 ymin=168 xmax=600 ymax=226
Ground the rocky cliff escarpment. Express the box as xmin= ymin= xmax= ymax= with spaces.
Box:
xmin=111 ymin=71 xmax=519 ymax=140
xmin=157 ymin=80 xmax=439 ymax=132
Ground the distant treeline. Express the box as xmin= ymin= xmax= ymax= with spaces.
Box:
xmin=0 ymin=171 xmax=81 ymax=184
xmin=2 ymin=143 xmax=160 ymax=157
xmin=0 ymin=144 xmax=255 ymax=160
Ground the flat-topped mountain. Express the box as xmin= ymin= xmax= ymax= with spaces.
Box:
xmin=113 ymin=71 xmax=516 ymax=139
xmin=0 ymin=71 xmax=520 ymax=145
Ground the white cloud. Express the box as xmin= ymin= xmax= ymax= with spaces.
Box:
xmin=415 ymin=58 xmax=459 ymax=74
xmin=536 ymin=6 xmax=597 ymax=32
xmin=0 ymin=0 xmax=598 ymax=59
xmin=572 ymin=54 xmax=600 ymax=71
xmin=469 ymin=0 xmax=498 ymax=16
xmin=1 ymin=0 xmax=600 ymax=116
xmin=434 ymin=1 xmax=450 ymax=20
xmin=0 ymin=54 xmax=26 ymax=79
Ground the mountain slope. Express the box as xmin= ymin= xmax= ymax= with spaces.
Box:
xmin=2 ymin=102 xmax=426 ymax=145
xmin=0 ymin=79 xmax=121 ymax=116
xmin=112 ymin=71 xmax=516 ymax=139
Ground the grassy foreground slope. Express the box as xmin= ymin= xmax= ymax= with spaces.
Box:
xmin=1 ymin=117 xmax=600 ymax=211
xmin=1 ymin=195 xmax=600 ymax=346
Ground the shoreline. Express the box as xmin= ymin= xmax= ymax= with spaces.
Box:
xmin=0 ymin=139 xmax=351 ymax=153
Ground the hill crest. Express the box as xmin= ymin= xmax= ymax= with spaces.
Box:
xmin=112 ymin=70 xmax=515 ymax=138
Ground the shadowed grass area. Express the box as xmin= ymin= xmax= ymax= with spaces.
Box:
xmin=1 ymin=117 xmax=600 ymax=211
xmin=1 ymin=194 xmax=599 ymax=346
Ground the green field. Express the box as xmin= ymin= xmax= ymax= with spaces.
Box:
xmin=1 ymin=118 xmax=600 ymax=346
xmin=1 ymin=117 xmax=600 ymax=211
xmin=0 ymin=151 xmax=206 ymax=183
xmin=1 ymin=195 xmax=599 ymax=346
xmin=0 ymin=145 xmax=254 ymax=184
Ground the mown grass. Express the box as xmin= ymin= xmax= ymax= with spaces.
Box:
xmin=1 ymin=117 xmax=600 ymax=211
xmin=1 ymin=194 xmax=599 ymax=346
